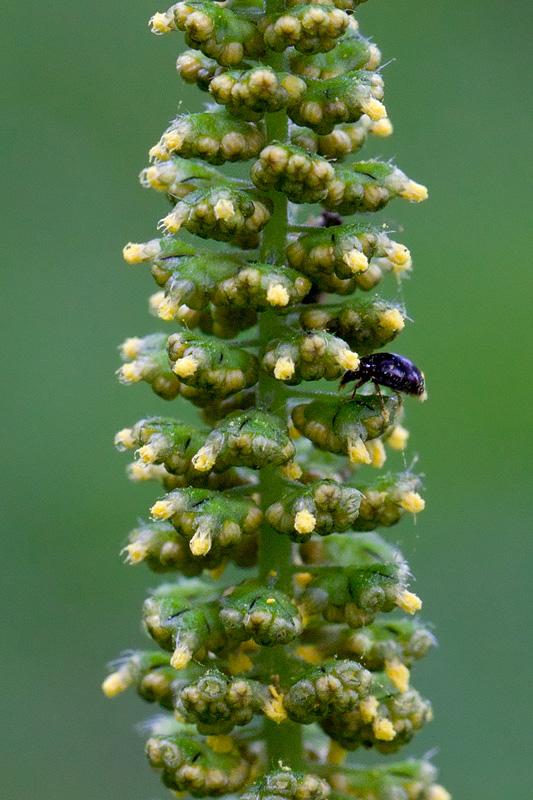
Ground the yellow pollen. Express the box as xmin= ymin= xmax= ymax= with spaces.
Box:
xmin=150 ymin=500 xmax=174 ymax=519
xmin=266 ymin=283 xmax=290 ymax=307
xmin=192 ymin=446 xmax=217 ymax=472
xmin=266 ymin=598 xmax=276 ymax=605
xmin=157 ymin=296 xmax=180 ymax=321
xmin=387 ymin=425 xmax=409 ymax=451
xmin=359 ymin=695 xmax=379 ymax=723
xmin=385 ymin=659 xmax=410 ymax=693
xmin=371 ymin=117 xmax=393 ymax=137
xmin=428 ymin=786 xmax=452 ymax=800
xmin=149 ymin=291 xmax=165 ymax=315
xmin=337 ymin=349 xmax=360 ymax=371
xmin=343 ymin=248 xmax=369 ymax=273
xmin=190 ymin=527 xmax=212 ymax=556
xmin=122 ymin=542 xmax=148 ymax=564
xmin=128 ymin=462 xmax=167 ymax=482
xmin=123 ymin=243 xmax=156 ymax=263
xmin=387 ymin=242 xmax=411 ymax=266
xmin=206 ymin=735 xmax=234 ymax=754
xmin=149 ymin=142 xmax=167 ymax=160
xmin=264 ymin=686 xmax=287 ymax=723
xmin=173 ymin=355 xmax=199 ymax=378
xmin=137 ymin=444 xmax=158 ymax=465
xmin=366 ymin=439 xmax=387 ymax=469
xmin=327 ymin=740 xmax=347 ymax=766
xmin=373 ymin=717 xmax=396 ymax=741
xmin=162 ymin=130 xmax=183 ymax=153
xmin=210 ymin=563 xmax=226 ymax=581
xmin=348 ymin=437 xmax=372 ymax=465
xmin=120 ymin=362 xmax=144 ymax=383
xmin=280 ymin=460 xmax=303 ymax=480
xmin=150 ymin=11 xmax=174 ymax=34
xmin=399 ymin=491 xmax=425 ymax=513
xmin=274 ymin=356 xmax=295 ymax=380
xmin=294 ymin=572 xmax=313 ymax=589
xmin=161 ymin=211 xmax=181 ymax=233
xmin=294 ymin=510 xmax=317 ymax=535
xmin=171 ymin=647 xmax=191 ymax=670
xmin=380 ymin=308 xmax=405 ymax=333
xmin=362 ymin=98 xmax=387 ymax=121
xmin=114 ymin=428 xmax=136 ymax=449
xmin=295 ymin=645 xmax=322 ymax=665
xmin=214 ymin=198 xmax=235 ymax=220
xmin=227 ymin=651 xmax=254 ymax=675
xmin=288 ymin=422 xmax=301 ymax=440
xmin=401 ymin=180 xmax=428 ymax=203
xmin=396 ymin=589 xmax=422 ymax=615
xmin=102 ymin=668 xmax=130 ymax=698
xmin=121 ymin=337 xmax=142 ymax=359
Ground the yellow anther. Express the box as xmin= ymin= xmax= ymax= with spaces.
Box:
xmin=386 ymin=241 xmax=411 ymax=266
xmin=264 ymin=686 xmax=287 ymax=723
xmin=337 ymin=349 xmax=360 ymax=371
xmin=396 ymin=589 xmax=422 ymax=615
xmin=359 ymin=695 xmax=379 ymax=723
xmin=162 ymin=130 xmax=184 ymax=153
xmin=371 ymin=117 xmax=393 ymax=137
xmin=401 ymin=180 xmax=428 ymax=203
xmin=387 ymin=424 xmax=409 ymax=451
xmin=101 ymin=668 xmax=131 ymax=698
xmin=119 ymin=362 xmax=144 ymax=384
xmin=348 ymin=437 xmax=372 ymax=465
xmin=192 ymin=445 xmax=217 ymax=473
xmin=121 ymin=337 xmax=142 ymax=359
xmin=343 ymin=248 xmax=369 ymax=273
xmin=206 ymin=735 xmax=234 ymax=754
xmin=122 ymin=542 xmax=148 ymax=565
xmin=373 ymin=717 xmax=396 ymax=741
xmin=280 ymin=460 xmax=303 ymax=480
xmin=173 ymin=355 xmax=199 ymax=378
xmin=295 ymin=645 xmax=322 ymax=665
xmin=150 ymin=11 xmax=174 ymax=34
xmin=190 ymin=527 xmax=212 ymax=556
xmin=294 ymin=510 xmax=317 ymax=535
xmin=385 ymin=659 xmax=410 ymax=693
xmin=171 ymin=647 xmax=191 ymax=670
xmin=327 ymin=740 xmax=347 ymax=766
xmin=361 ymin=98 xmax=387 ymax=121
xmin=156 ymin=296 xmax=180 ymax=321
xmin=137 ymin=443 xmax=159 ymax=464
xmin=150 ymin=500 xmax=174 ymax=519
xmin=214 ymin=198 xmax=235 ymax=220
xmin=294 ymin=572 xmax=313 ymax=589
xmin=161 ymin=211 xmax=181 ymax=233
xmin=399 ymin=491 xmax=425 ymax=513
xmin=149 ymin=291 xmax=165 ymax=315
xmin=274 ymin=356 xmax=295 ymax=380
xmin=114 ymin=428 xmax=136 ymax=449
xmin=380 ymin=308 xmax=405 ymax=333
xmin=227 ymin=650 xmax=253 ymax=675
xmin=266 ymin=598 xmax=276 ymax=605
xmin=366 ymin=439 xmax=386 ymax=469
xmin=267 ymin=283 xmax=290 ymax=307
xmin=428 ymin=786 xmax=452 ymax=800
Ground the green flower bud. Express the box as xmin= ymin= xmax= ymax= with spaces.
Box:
xmin=242 ymin=769 xmax=330 ymax=800
xmin=150 ymin=487 xmax=262 ymax=556
xmin=170 ymin=303 xmax=258 ymax=340
xmin=167 ymin=330 xmax=259 ymax=396
xmin=287 ymin=221 xmax=411 ymax=288
xmin=291 ymin=116 xmax=392 ymax=162
xmin=251 ymin=142 xmax=334 ymax=203
xmin=150 ymin=111 xmax=264 ymax=165
xmin=289 ymin=33 xmax=380 ymax=79
xmin=196 ymin=387 xmax=257 ymax=426
xmin=176 ymin=668 xmax=271 ymax=733
xmin=347 ymin=619 xmax=437 ymax=671
xmin=117 ymin=332 xmax=181 ymax=400
xmin=177 ymin=49 xmax=226 ymax=91
xmin=140 ymin=156 xmax=241 ymax=200
xmin=320 ymin=677 xmax=432 ymax=753
xmin=324 ymin=161 xmax=428 ymax=215
xmin=114 ymin=416 xmax=207 ymax=477
xmin=291 ymin=395 xmax=398 ymax=466
xmin=152 ymin=2 xmax=264 ymax=67
xmin=299 ymin=297 xmax=406 ymax=354
xmin=102 ymin=649 xmax=174 ymax=703
xmin=159 ymin=186 xmax=272 ymax=249
xmin=283 ymin=659 xmax=372 ymax=723
xmin=260 ymin=6 xmax=350 ymax=55
xmin=262 ymin=330 xmax=359 ymax=385
xmin=146 ymin=732 xmax=254 ymax=795
xmin=351 ymin=473 xmax=426 ymax=530
xmin=289 ymin=71 xmax=385 ymax=135
xmin=287 ymin=0 xmax=369 ymax=11
xmin=266 ymin=479 xmax=361 ymax=541
xmin=191 ymin=409 xmax=296 ymax=473
xmin=123 ymin=233 xmax=195 ymax=265
xmin=143 ymin=580 xmax=227 ymax=668
xmin=209 ymin=67 xmax=306 ymax=116
xmin=334 ymin=760 xmax=444 ymax=800
xmin=219 ymin=582 xmax=303 ymax=646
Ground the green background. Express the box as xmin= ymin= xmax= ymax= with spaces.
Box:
xmin=1 ymin=1 xmax=531 ymax=798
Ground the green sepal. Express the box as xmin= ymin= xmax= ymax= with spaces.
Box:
xmin=289 ymin=33 xmax=379 ymax=79
xmin=323 ymin=161 xmax=427 ymax=215
xmin=219 ymin=581 xmax=303 ymax=645
xmin=117 ymin=332 xmax=180 ymax=400
xmin=283 ymin=658 xmax=372 ymax=723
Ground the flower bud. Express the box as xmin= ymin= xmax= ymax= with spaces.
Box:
xmin=117 ymin=332 xmax=180 ymax=400
xmin=300 ymin=297 xmax=405 ymax=353
xmin=261 ymin=6 xmax=350 ymax=55
xmin=262 ymin=330 xmax=359 ymax=385
xmin=209 ymin=67 xmax=306 ymax=116
xmin=176 ymin=49 xmax=225 ymax=91
xmin=291 ymin=395 xmax=398 ymax=464
xmin=219 ymin=583 xmax=303 ymax=646
xmin=242 ymin=769 xmax=330 ymax=800
xmin=103 ymin=650 xmax=176 ymax=707
xmin=251 ymin=142 xmax=334 ymax=204
xmin=115 ymin=416 xmax=208 ymax=478
xmin=323 ymin=161 xmax=428 ymax=215
xmin=284 ymin=659 xmax=372 ymax=723
xmin=289 ymin=33 xmax=380 ymax=79
xmin=352 ymin=474 xmax=425 ymax=531
xmin=266 ymin=479 xmax=361 ymax=541
xmin=345 ymin=619 xmax=437 ymax=671
xmin=292 ymin=116 xmax=391 ymax=161
xmin=289 ymin=70 xmax=386 ymax=136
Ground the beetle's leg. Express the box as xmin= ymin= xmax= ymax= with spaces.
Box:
xmin=373 ymin=380 xmax=386 ymax=415
xmin=351 ymin=378 xmax=366 ymax=399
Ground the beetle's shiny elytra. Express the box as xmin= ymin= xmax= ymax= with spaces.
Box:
xmin=340 ymin=352 xmax=427 ymax=400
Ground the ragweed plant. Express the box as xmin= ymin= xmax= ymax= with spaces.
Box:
xmin=104 ymin=2 xmax=450 ymax=799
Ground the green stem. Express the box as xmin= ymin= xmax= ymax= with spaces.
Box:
xmin=256 ymin=44 xmax=303 ymax=768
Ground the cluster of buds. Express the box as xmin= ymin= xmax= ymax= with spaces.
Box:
xmin=105 ymin=2 xmax=449 ymax=799
xmin=262 ymin=330 xmax=359 ymax=384
xmin=150 ymin=111 xmax=265 ymax=165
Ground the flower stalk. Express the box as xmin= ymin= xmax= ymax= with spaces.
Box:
xmin=104 ymin=1 xmax=450 ymax=798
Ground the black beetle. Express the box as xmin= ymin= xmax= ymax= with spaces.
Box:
xmin=340 ymin=352 xmax=427 ymax=400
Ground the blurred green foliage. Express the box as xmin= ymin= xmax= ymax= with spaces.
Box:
xmin=1 ymin=1 xmax=531 ymax=798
